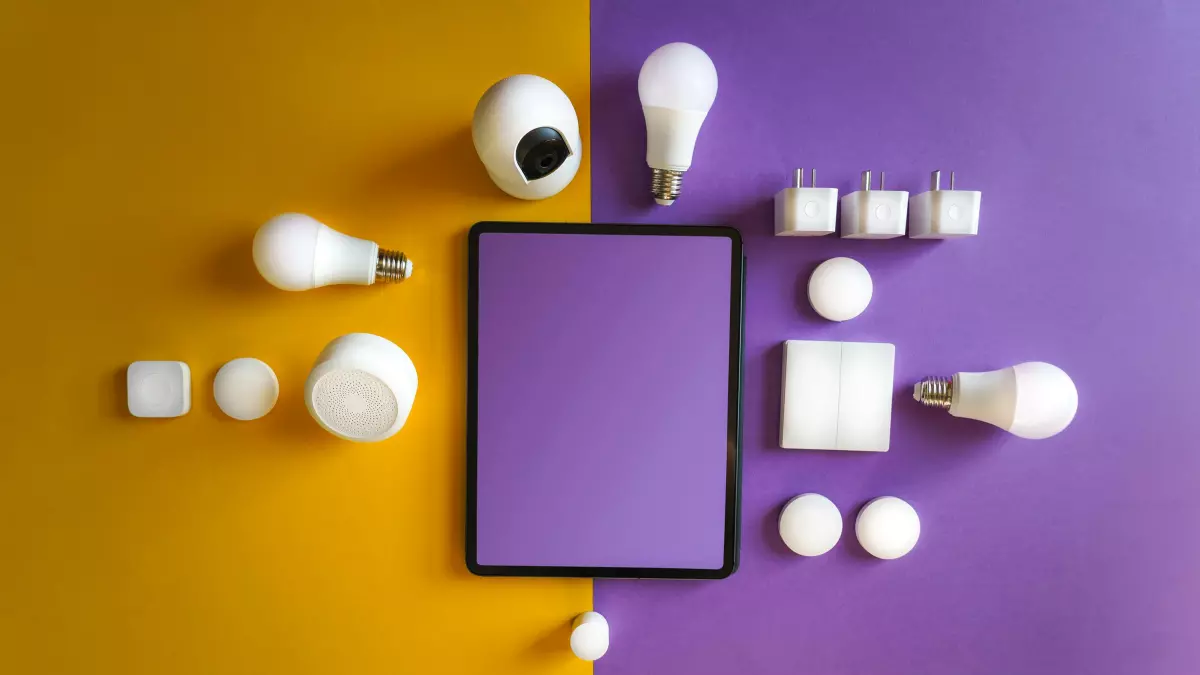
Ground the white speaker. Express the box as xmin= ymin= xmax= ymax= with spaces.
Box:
xmin=304 ymin=333 xmax=418 ymax=442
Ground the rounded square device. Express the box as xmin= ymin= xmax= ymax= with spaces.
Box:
xmin=127 ymin=361 xmax=191 ymax=418
xmin=779 ymin=340 xmax=895 ymax=452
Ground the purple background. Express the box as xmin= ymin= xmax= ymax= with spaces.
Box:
xmin=475 ymin=232 xmax=733 ymax=569
xmin=591 ymin=1 xmax=1200 ymax=673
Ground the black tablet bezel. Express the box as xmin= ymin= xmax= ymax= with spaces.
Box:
xmin=466 ymin=221 xmax=744 ymax=579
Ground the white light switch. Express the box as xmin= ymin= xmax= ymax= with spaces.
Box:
xmin=780 ymin=340 xmax=895 ymax=452
xmin=780 ymin=340 xmax=841 ymax=450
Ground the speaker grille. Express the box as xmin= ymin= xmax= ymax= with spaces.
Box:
xmin=311 ymin=369 xmax=399 ymax=441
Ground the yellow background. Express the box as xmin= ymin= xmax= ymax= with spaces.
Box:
xmin=0 ymin=2 xmax=590 ymax=673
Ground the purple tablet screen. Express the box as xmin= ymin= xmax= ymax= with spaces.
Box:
xmin=474 ymin=230 xmax=735 ymax=570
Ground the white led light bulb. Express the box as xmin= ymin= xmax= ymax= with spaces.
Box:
xmin=638 ymin=42 xmax=718 ymax=206
xmin=914 ymin=362 xmax=1078 ymax=439
xmin=253 ymin=213 xmax=411 ymax=291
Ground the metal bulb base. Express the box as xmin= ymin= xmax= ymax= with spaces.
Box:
xmin=376 ymin=249 xmax=412 ymax=282
xmin=913 ymin=376 xmax=953 ymax=410
xmin=651 ymin=168 xmax=684 ymax=206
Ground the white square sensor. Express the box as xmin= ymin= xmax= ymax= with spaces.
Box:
xmin=780 ymin=340 xmax=895 ymax=452
xmin=127 ymin=361 xmax=191 ymax=418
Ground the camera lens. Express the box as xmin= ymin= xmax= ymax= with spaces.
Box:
xmin=516 ymin=127 xmax=571 ymax=181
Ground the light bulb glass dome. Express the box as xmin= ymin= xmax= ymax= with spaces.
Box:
xmin=638 ymin=42 xmax=718 ymax=112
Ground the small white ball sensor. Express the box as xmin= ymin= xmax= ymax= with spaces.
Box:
xmin=778 ymin=493 xmax=842 ymax=556
xmin=855 ymin=496 xmax=920 ymax=560
xmin=808 ymin=257 xmax=872 ymax=322
xmin=213 ymin=358 xmax=279 ymax=421
xmin=570 ymin=611 xmax=609 ymax=661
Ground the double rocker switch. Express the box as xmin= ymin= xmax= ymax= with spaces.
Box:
xmin=780 ymin=340 xmax=895 ymax=452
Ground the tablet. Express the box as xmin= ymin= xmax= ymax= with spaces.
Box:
xmin=467 ymin=222 xmax=744 ymax=579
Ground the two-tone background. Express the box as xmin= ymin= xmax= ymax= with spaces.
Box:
xmin=3 ymin=1 xmax=1198 ymax=673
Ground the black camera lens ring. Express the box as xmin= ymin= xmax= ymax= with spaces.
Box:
xmin=515 ymin=127 xmax=571 ymax=181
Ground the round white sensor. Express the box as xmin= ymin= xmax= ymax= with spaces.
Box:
xmin=855 ymin=496 xmax=920 ymax=560
xmin=778 ymin=493 xmax=842 ymax=556
xmin=808 ymin=257 xmax=873 ymax=322
xmin=213 ymin=358 xmax=279 ymax=421
xmin=570 ymin=611 xmax=609 ymax=661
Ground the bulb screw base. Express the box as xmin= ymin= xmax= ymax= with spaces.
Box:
xmin=376 ymin=249 xmax=412 ymax=282
xmin=651 ymin=168 xmax=685 ymax=206
xmin=913 ymin=376 xmax=954 ymax=410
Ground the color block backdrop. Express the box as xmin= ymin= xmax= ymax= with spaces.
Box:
xmin=591 ymin=0 xmax=1200 ymax=674
xmin=4 ymin=0 xmax=1200 ymax=673
xmin=0 ymin=2 xmax=589 ymax=673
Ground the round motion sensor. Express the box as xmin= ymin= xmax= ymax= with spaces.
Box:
xmin=808 ymin=257 xmax=873 ymax=322
xmin=855 ymin=496 xmax=920 ymax=560
xmin=778 ymin=493 xmax=842 ymax=556
xmin=213 ymin=358 xmax=279 ymax=421
xmin=570 ymin=611 xmax=609 ymax=661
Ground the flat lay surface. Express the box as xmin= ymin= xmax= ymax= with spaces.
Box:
xmin=592 ymin=1 xmax=1200 ymax=673
xmin=3 ymin=0 xmax=1198 ymax=673
xmin=0 ymin=2 xmax=590 ymax=673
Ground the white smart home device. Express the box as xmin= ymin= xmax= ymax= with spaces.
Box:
xmin=780 ymin=340 xmax=895 ymax=452
xmin=570 ymin=611 xmax=610 ymax=661
xmin=778 ymin=493 xmax=842 ymax=557
xmin=840 ymin=170 xmax=909 ymax=239
xmin=127 ymin=360 xmax=191 ymax=418
xmin=305 ymin=333 xmax=418 ymax=442
xmin=914 ymin=361 xmax=1077 ymax=439
xmin=808 ymin=257 xmax=872 ymax=321
xmin=213 ymin=357 xmax=279 ymax=421
xmin=855 ymin=496 xmax=920 ymax=560
xmin=253 ymin=214 xmax=411 ymax=291
xmin=639 ymin=42 xmax=718 ymax=206
xmin=909 ymin=170 xmax=981 ymax=239
xmin=472 ymin=75 xmax=582 ymax=200
xmin=775 ymin=169 xmax=837 ymax=236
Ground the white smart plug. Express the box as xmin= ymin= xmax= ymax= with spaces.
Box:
xmin=775 ymin=168 xmax=837 ymax=236
xmin=909 ymin=170 xmax=981 ymax=238
xmin=840 ymin=170 xmax=908 ymax=239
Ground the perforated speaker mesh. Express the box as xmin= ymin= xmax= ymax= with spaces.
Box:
xmin=310 ymin=368 xmax=399 ymax=440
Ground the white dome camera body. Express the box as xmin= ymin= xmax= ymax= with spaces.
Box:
xmin=471 ymin=75 xmax=582 ymax=200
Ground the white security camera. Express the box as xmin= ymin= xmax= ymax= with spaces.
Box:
xmin=472 ymin=75 xmax=581 ymax=200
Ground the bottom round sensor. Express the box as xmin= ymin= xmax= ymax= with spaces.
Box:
xmin=778 ymin=493 xmax=842 ymax=556
xmin=570 ymin=611 xmax=609 ymax=661
xmin=855 ymin=496 xmax=920 ymax=560
xmin=808 ymin=257 xmax=873 ymax=321
xmin=213 ymin=358 xmax=279 ymax=420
